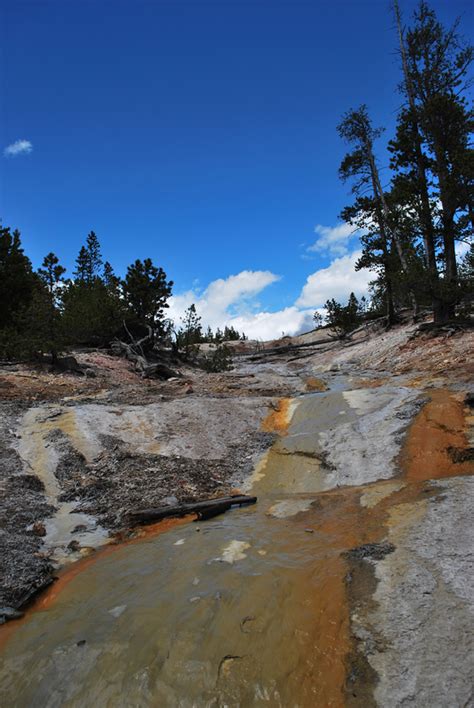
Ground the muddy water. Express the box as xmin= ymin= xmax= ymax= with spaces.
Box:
xmin=1 ymin=387 xmax=471 ymax=706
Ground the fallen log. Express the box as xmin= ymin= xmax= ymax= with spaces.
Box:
xmin=111 ymin=324 xmax=179 ymax=379
xmin=126 ymin=494 xmax=257 ymax=526
xmin=245 ymin=336 xmax=336 ymax=361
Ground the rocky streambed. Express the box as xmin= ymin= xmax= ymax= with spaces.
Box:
xmin=0 ymin=323 xmax=473 ymax=706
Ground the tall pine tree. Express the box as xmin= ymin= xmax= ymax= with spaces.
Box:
xmin=391 ymin=1 xmax=473 ymax=320
xmin=123 ymin=258 xmax=173 ymax=334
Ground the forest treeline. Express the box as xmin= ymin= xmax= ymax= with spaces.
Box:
xmin=329 ymin=1 xmax=472 ymax=330
xmin=0 ymin=228 xmax=245 ymax=362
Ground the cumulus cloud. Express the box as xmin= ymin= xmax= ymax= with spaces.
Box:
xmin=167 ymin=270 xmax=280 ymax=329
xmin=167 ymin=251 xmax=372 ymax=342
xmin=226 ymin=307 xmax=315 ymax=341
xmin=307 ymin=222 xmax=358 ymax=257
xmin=167 ymin=270 xmax=319 ymax=341
xmin=200 ymin=270 xmax=280 ymax=313
xmin=296 ymin=250 xmax=371 ymax=308
xmin=4 ymin=139 xmax=33 ymax=157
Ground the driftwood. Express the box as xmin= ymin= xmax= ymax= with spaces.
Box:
xmin=111 ymin=323 xmax=178 ymax=379
xmin=126 ymin=494 xmax=257 ymax=526
xmin=245 ymin=336 xmax=336 ymax=361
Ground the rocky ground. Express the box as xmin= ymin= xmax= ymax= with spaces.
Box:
xmin=0 ymin=337 xmax=313 ymax=614
xmin=0 ymin=316 xmax=473 ymax=705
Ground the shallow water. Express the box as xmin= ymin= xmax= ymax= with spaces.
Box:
xmin=0 ymin=387 xmax=424 ymax=706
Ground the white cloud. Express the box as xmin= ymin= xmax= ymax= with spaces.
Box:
xmin=167 ymin=270 xmax=280 ymax=331
xmin=167 ymin=246 xmax=372 ymax=342
xmin=307 ymin=222 xmax=357 ymax=257
xmin=296 ymin=250 xmax=371 ymax=308
xmin=200 ymin=270 xmax=280 ymax=312
xmin=167 ymin=270 xmax=318 ymax=341
xmin=226 ymin=307 xmax=315 ymax=341
xmin=4 ymin=139 xmax=33 ymax=157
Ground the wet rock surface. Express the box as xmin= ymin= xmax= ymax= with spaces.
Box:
xmin=0 ymin=319 xmax=472 ymax=706
xmin=369 ymin=477 xmax=474 ymax=708
xmin=0 ymin=404 xmax=55 ymax=609
xmin=60 ymin=431 xmax=274 ymax=528
xmin=0 ymin=383 xmax=280 ymax=612
xmin=345 ymin=542 xmax=396 ymax=562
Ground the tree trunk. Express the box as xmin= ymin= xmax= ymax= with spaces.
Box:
xmin=112 ymin=324 xmax=178 ymax=379
xmin=126 ymin=494 xmax=257 ymax=526
xmin=433 ymin=146 xmax=458 ymax=321
xmin=374 ymin=201 xmax=396 ymax=327
xmin=394 ymin=1 xmax=442 ymax=322
xmin=385 ymin=269 xmax=396 ymax=325
xmin=366 ymin=143 xmax=419 ymax=319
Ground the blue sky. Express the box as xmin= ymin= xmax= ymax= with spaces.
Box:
xmin=2 ymin=0 xmax=472 ymax=338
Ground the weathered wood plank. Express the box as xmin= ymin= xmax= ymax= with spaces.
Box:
xmin=126 ymin=494 xmax=257 ymax=525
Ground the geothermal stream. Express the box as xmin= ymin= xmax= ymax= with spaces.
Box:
xmin=0 ymin=381 xmax=473 ymax=706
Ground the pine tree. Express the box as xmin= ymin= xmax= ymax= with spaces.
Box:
xmin=391 ymin=0 xmax=440 ymax=317
xmin=36 ymin=253 xmax=66 ymax=361
xmin=38 ymin=252 xmax=66 ymax=299
xmin=177 ymin=303 xmax=202 ymax=357
xmin=325 ymin=293 xmax=362 ymax=337
xmin=103 ymin=261 xmax=121 ymax=293
xmin=203 ymin=343 xmax=233 ymax=372
xmin=204 ymin=325 xmax=214 ymax=342
xmin=458 ymin=244 xmax=474 ymax=315
xmin=63 ymin=232 xmax=125 ymax=344
xmin=395 ymin=1 xmax=473 ymax=319
xmin=73 ymin=246 xmax=89 ymax=283
xmin=313 ymin=311 xmax=323 ymax=329
xmin=338 ymin=106 xmax=419 ymax=323
xmin=0 ymin=227 xmax=36 ymax=331
xmin=122 ymin=258 xmax=173 ymax=333
xmin=73 ymin=231 xmax=103 ymax=284
xmin=223 ymin=325 xmax=241 ymax=341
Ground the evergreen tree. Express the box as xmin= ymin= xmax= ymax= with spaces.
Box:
xmin=36 ymin=253 xmax=66 ymax=361
xmin=313 ymin=311 xmax=323 ymax=329
xmin=339 ymin=108 xmax=401 ymax=323
xmin=122 ymin=258 xmax=173 ymax=333
xmin=391 ymin=0 xmax=440 ymax=316
xmin=392 ymin=1 xmax=473 ymax=320
xmin=204 ymin=325 xmax=214 ymax=342
xmin=38 ymin=252 xmax=66 ymax=300
xmin=103 ymin=261 xmax=121 ymax=293
xmin=73 ymin=246 xmax=90 ymax=283
xmin=223 ymin=325 xmax=241 ymax=341
xmin=0 ymin=227 xmax=36 ymax=331
xmin=325 ymin=292 xmax=363 ymax=337
xmin=203 ymin=343 xmax=233 ymax=372
xmin=73 ymin=231 xmax=103 ymax=284
xmin=63 ymin=232 xmax=125 ymax=344
xmin=177 ymin=303 xmax=202 ymax=357
xmin=458 ymin=244 xmax=474 ymax=314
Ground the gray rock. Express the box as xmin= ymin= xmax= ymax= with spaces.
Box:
xmin=0 ymin=607 xmax=24 ymax=621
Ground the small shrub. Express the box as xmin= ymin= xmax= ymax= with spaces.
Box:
xmin=203 ymin=344 xmax=233 ymax=372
